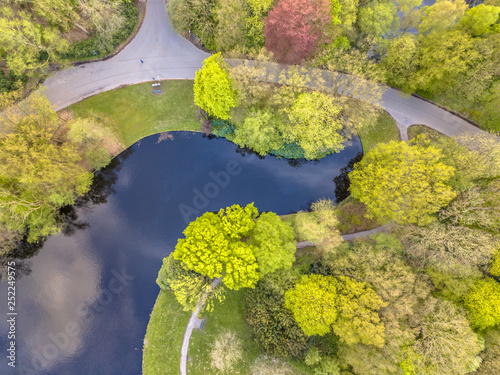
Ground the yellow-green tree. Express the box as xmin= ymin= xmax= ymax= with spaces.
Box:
xmin=0 ymin=95 xmax=93 ymax=242
xmin=248 ymin=212 xmax=296 ymax=276
xmin=284 ymin=91 xmax=344 ymax=159
xmin=349 ymin=141 xmax=456 ymax=225
xmin=464 ymin=277 xmax=500 ymax=331
xmin=0 ymin=6 xmax=69 ymax=77
xmin=284 ymin=274 xmax=386 ymax=346
xmin=194 ymin=53 xmax=238 ymax=120
xmin=173 ymin=203 xmax=260 ymax=290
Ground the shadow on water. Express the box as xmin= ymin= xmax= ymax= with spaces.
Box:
xmin=0 ymin=132 xmax=362 ymax=375
xmin=334 ymin=152 xmax=363 ymax=202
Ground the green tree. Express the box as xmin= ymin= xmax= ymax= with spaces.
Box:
xmin=357 ymin=0 xmax=398 ymax=42
xmin=459 ymin=4 xmax=500 ymax=37
xmin=214 ymin=0 xmax=248 ymax=51
xmin=249 ymin=212 xmax=296 ymax=276
xmin=418 ymin=0 xmax=468 ymax=35
xmin=285 ymin=274 xmax=386 ymax=346
xmin=293 ymin=199 xmax=343 ymax=253
xmin=0 ymin=6 xmax=68 ymax=76
xmin=413 ymin=29 xmax=478 ymax=94
xmin=173 ymin=203 xmax=259 ymax=290
xmin=349 ymin=140 xmax=456 ymax=225
xmin=382 ymin=35 xmax=418 ymax=90
xmin=194 ymin=53 xmax=238 ymax=120
xmin=244 ymin=268 xmax=309 ymax=358
xmin=283 ymin=91 xmax=344 ymax=159
xmin=477 ymin=329 xmax=500 ymax=374
xmin=232 ymin=109 xmax=284 ymax=155
xmin=0 ymin=96 xmax=93 ymax=242
xmin=464 ymin=277 xmax=500 ymax=331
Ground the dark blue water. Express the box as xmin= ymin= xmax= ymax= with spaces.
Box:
xmin=0 ymin=132 xmax=362 ymax=375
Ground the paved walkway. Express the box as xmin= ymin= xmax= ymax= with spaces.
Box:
xmin=41 ymin=0 xmax=491 ymax=143
xmin=42 ymin=0 xmax=209 ymax=111
xmin=180 ymin=278 xmax=221 ymax=375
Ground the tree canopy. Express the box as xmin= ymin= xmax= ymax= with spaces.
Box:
xmin=194 ymin=53 xmax=238 ymax=120
xmin=284 ymin=274 xmax=386 ymax=346
xmin=349 ymin=140 xmax=456 ymax=225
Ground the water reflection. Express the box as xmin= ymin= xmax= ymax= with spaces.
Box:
xmin=0 ymin=132 xmax=362 ymax=375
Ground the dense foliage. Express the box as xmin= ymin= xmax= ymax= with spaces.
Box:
xmin=0 ymin=0 xmax=137 ymax=82
xmin=349 ymin=140 xmax=456 ymax=225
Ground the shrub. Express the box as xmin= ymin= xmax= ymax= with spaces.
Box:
xmin=210 ymin=330 xmax=243 ymax=373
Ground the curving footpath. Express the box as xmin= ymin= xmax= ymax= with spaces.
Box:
xmin=43 ymin=0 xmax=209 ymax=111
xmin=42 ymin=0 xmax=490 ymax=142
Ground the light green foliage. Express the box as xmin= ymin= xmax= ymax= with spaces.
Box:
xmin=68 ymin=117 xmax=121 ymax=170
xmin=396 ymin=0 xmax=423 ymax=14
xmin=338 ymin=0 xmax=359 ymax=33
xmin=284 ymin=92 xmax=344 ymax=159
xmin=0 ymin=7 xmax=68 ymax=76
xmin=332 ymin=275 xmax=387 ymax=347
xmin=414 ymin=29 xmax=478 ymax=94
xmin=314 ymin=235 xmax=434 ymax=374
xmin=173 ymin=203 xmax=259 ymax=290
xmin=383 ymin=35 xmax=418 ymax=89
xmin=398 ymin=222 xmax=498 ymax=277
xmin=0 ymin=96 xmax=92 ymax=242
xmin=244 ymin=0 xmax=274 ymax=49
xmin=459 ymin=5 xmax=500 ymax=37
xmin=156 ymin=254 xmax=225 ymax=312
xmin=418 ymin=0 xmax=468 ymax=35
xmin=156 ymin=253 xmax=190 ymax=290
xmin=294 ymin=199 xmax=343 ymax=253
xmin=285 ymin=274 xmax=386 ymax=346
xmin=411 ymin=298 xmax=483 ymax=375
xmin=357 ymin=0 xmax=399 ymax=40
xmin=490 ymin=249 xmax=500 ymax=277
xmin=194 ymin=53 xmax=238 ymax=120
xmin=32 ymin=0 xmax=79 ymax=31
xmin=464 ymin=277 xmax=500 ymax=331
xmin=214 ymin=0 xmax=248 ymax=51
xmin=349 ymin=141 xmax=456 ymax=225
xmin=284 ymin=274 xmax=339 ymax=336
xmin=249 ymin=212 xmax=296 ymax=276
xmin=232 ymin=110 xmax=284 ymax=155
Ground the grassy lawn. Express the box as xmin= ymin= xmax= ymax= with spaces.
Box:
xmin=187 ymin=289 xmax=264 ymax=375
xmin=142 ymin=290 xmax=191 ymax=375
xmin=69 ymin=80 xmax=200 ymax=147
xmin=356 ymin=108 xmax=401 ymax=152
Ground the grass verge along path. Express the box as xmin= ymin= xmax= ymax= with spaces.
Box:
xmin=142 ymin=290 xmax=191 ymax=375
xmin=69 ymin=80 xmax=200 ymax=148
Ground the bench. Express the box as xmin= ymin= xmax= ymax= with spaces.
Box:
xmin=152 ymin=89 xmax=163 ymax=94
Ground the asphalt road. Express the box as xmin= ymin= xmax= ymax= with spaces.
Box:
xmin=43 ymin=0 xmax=209 ymax=111
xmin=43 ymin=0 xmax=486 ymax=140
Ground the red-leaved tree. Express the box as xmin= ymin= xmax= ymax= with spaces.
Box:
xmin=264 ymin=0 xmax=334 ymax=64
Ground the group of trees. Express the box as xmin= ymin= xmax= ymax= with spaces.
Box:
xmin=194 ymin=53 xmax=378 ymax=160
xmin=0 ymin=91 xmax=122 ymax=251
xmin=0 ymin=0 xmax=137 ymax=87
xmin=156 ymin=203 xmax=297 ymax=310
xmin=171 ymin=0 xmax=500 ymax=131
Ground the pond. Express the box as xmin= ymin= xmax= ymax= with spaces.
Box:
xmin=0 ymin=132 xmax=362 ymax=375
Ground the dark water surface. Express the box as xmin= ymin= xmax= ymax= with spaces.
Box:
xmin=0 ymin=132 xmax=362 ymax=375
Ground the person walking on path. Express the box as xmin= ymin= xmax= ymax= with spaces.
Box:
xmin=140 ymin=59 xmax=144 ymax=63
